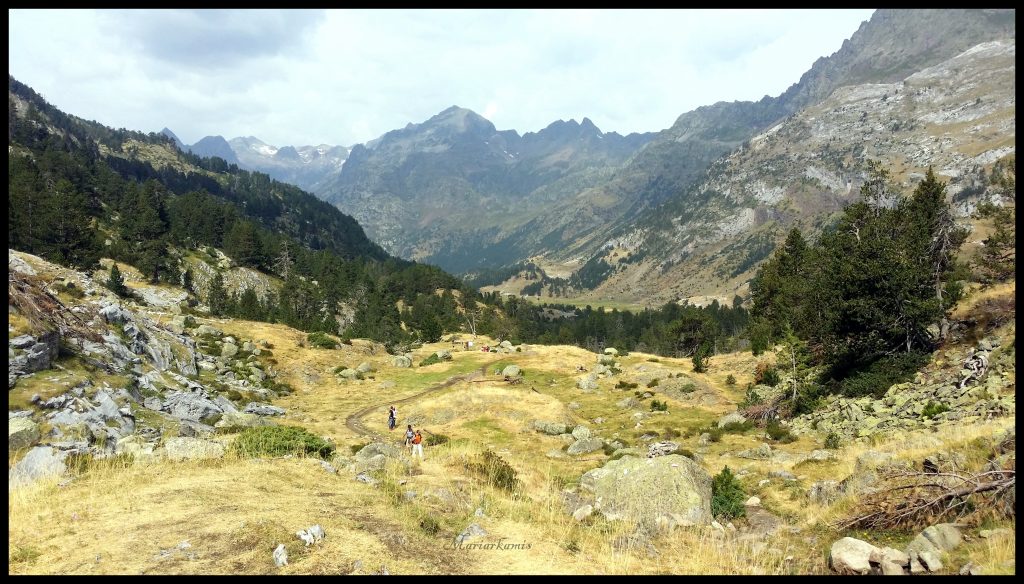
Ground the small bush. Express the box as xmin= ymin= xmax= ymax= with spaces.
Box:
xmin=824 ymin=432 xmax=841 ymax=450
xmin=647 ymin=378 xmax=660 ymax=388
xmin=420 ymin=354 xmax=442 ymax=367
xmin=616 ymin=380 xmax=639 ymax=390
xmin=468 ymin=450 xmax=521 ymax=495
xmin=705 ymin=426 xmax=725 ymax=442
xmin=425 ymin=433 xmax=450 ymax=447
xmin=755 ymin=362 xmax=780 ymax=387
xmin=721 ymin=421 xmax=754 ymax=434
xmin=647 ymin=358 xmax=660 ymax=362
xmin=833 ymin=351 xmax=930 ymax=398
xmin=650 ymin=400 xmax=668 ymax=412
xmin=711 ymin=466 xmax=746 ymax=519
xmin=60 ymin=282 xmax=85 ymax=299
xmin=307 ymin=332 xmax=339 ymax=349
xmin=332 ymin=365 xmax=349 ymax=374
xmin=766 ymin=421 xmax=796 ymax=443
xmin=233 ymin=426 xmax=335 ymax=459
xmin=183 ymin=315 xmax=197 ymax=329
xmin=739 ymin=387 xmax=763 ymax=408
xmin=662 ymin=428 xmax=681 ymax=439
xmin=419 ymin=514 xmax=441 ymax=535
xmin=679 ymin=383 xmax=697 ymax=394
xmin=921 ymin=400 xmax=950 ymax=419
xmin=725 ymin=374 xmax=737 ymax=386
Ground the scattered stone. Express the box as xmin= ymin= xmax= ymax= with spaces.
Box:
xmin=8 ymin=417 xmax=40 ymax=450
xmin=567 ymin=438 xmax=604 ymax=455
xmin=870 ymin=546 xmax=910 ymax=567
xmin=456 ymin=523 xmax=486 ymax=543
xmin=221 ymin=343 xmax=239 ymax=359
xmin=391 ymin=355 xmax=412 ymax=368
xmin=576 ymin=375 xmax=599 ymax=391
xmin=648 ymin=441 xmax=678 ymax=458
xmin=571 ymin=425 xmax=592 ymax=440
xmin=572 ymin=504 xmax=593 ymax=521
xmin=745 ymin=496 xmax=761 ymax=507
xmin=434 ymin=350 xmax=452 ymax=361
xmin=163 ymin=437 xmax=225 ymax=461
xmin=717 ymin=412 xmax=746 ymax=428
xmin=806 ymin=449 xmax=835 ymax=462
xmin=829 ymin=537 xmax=879 ymax=575
xmin=273 ymin=544 xmax=288 ymax=567
xmin=244 ymin=403 xmax=286 ymax=417
xmin=8 ymin=446 xmax=67 ymax=488
xmin=532 ymin=421 xmax=567 ymax=435
xmin=959 ymin=562 xmax=981 ymax=576
xmin=736 ymin=443 xmax=772 ymax=460
xmin=809 ymin=480 xmax=842 ymax=505
xmin=355 ymin=472 xmax=378 ymax=485
xmin=501 ymin=365 xmax=521 ymax=377
xmin=296 ymin=524 xmax=325 ymax=546
xmin=319 ymin=461 xmax=338 ymax=474
xmin=215 ymin=412 xmax=272 ymax=432
xmin=920 ymin=523 xmax=962 ymax=552
xmin=918 ymin=550 xmax=943 ymax=572
xmin=879 ymin=560 xmax=906 ymax=575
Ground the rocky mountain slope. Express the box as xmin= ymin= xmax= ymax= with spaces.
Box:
xmin=316 ymin=106 xmax=655 ymax=273
xmin=580 ymin=36 xmax=1015 ymax=306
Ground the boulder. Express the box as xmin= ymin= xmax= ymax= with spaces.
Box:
xmin=195 ymin=324 xmax=223 ymax=337
xmin=880 ymin=560 xmax=905 ymax=575
xmin=163 ymin=437 xmax=225 ymax=461
xmin=579 ymin=454 xmax=712 ymax=526
xmin=745 ymin=496 xmax=761 ymax=507
xmin=571 ymin=425 xmax=592 ymax=440
xmin=604 ymin=348 xmax=619 ymax=356
xmin=809 ymin=480 xmax=842 ymax=505
xmin=215 ymin=412 xmax=272 ymax=432
xmin=532 ymin=421 xmax=567 ymax=435
xmin=8 ymin=417 xmax=40 ymax=450
xmin=576 ymin=374 xmax=599 ymax=391
xmin=273 ymin=543 xmax=288 ymax=567
xmin=499 ymin=340 xmax=513 ymax=350
xmin=567 ymin=438 xmax=604 ymax=455
xmin=870 ymin=546 xmax=910 ymax=567
xmin=648 ymin=441 xmax=679 ymax=458
xmin=717 ymin=412 xmax=747 ymax=428
xmin=736 ymin=443 xmax=772 ymax=460
xmin=355 ymin=442 xmax=403 ymax=461
xmin=572 ymin=504 xmax=594 ymax=521
xmin=435 ymin=350 xmax=452 ymax=361
xmin=221 ymin=343 xmax=239 ymax=359
xmin=919 ymin=523 xmax=962 ymax=552
xmin=829 ymin=537 xmax=879 ymax=575
xmin=391 ymin=355 xmax=412 ymax=368
xmin=918 ymin=550 xmax=943 ymax=572
xmin=617 ymin=397 xmax=640 ymax=409
xmin=244 ymin=403 xmax=286 ymax=417
xmin=501 ymin=365 xmax=521 ymax=377
xmin=356 ymin=362 xmax=374 ymax=374
xmin=162 ymin=392 xmax=222 ymax=423
xmin=8 ymin=446 xmax=68 ymax=488
xmin=455 ymin=523 xmax=487 ymax=543
xmin=338 ymin=368 xmax=359 ymax=379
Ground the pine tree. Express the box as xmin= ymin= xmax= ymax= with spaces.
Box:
xmin=106 ymin=263 xmax=129 ymax=297
xmin=974 ymin=158 xmax=1015 ymax=285
xmin=207 ymin=273 xmax=229 ymax=315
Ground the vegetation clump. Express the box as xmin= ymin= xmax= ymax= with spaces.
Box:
xmin=711 ymin=466 xmax=746 ymax=519
xmin=233 ymin=426 xmax=334 ymax=459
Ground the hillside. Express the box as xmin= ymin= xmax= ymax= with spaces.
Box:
xmin=8 ymin=249 xmax=1015 ymax=575
xmin=581 ymin=37 xmax=1017 ymax=305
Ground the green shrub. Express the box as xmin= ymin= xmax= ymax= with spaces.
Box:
xmin=183 ymin=315 xmax=197 ymax=329
xmin=725 ymin=374 xmax=737 ymax=386
xmin=677 ymin=448 xmax=695 ymax=459
xmin=307 ymin=332 xmax=339 ymax=349
xmin=647 ymin=358 xmax=660 ymax=362
xmin=824 ymin=432 xmax=841 ymax=450
xmin=739 ymin=387 xmax=763 ymax=408
xmin=921 ymin=400 xmax=950 ymax=419
xmin=711 ymin=466 xmax=746 ymax=520
xmin=766 ymin=421 xmax=796 ymax=443
xmin=419 ymin=514 xmax=441 ymax=535
xmin=420 ymin=354 xmax=442 ymax=367
xmin=650 ymin=400 xmax=668 ymax=412
xmin=662 ymin=427 xmax=681 ymax=439
xmin=679 ymin=383 xmax=697 ymax=394
xmin=721 ymin=420 xmax=753 ymax=433
xmin=756 ymin=366 xmax=781 ymax=387
xmin=332 ymin=365 xmax=349 ymax=374
xmin=833 ymin=351 xmax=930 ymax=399
xmin=616 ymin=380 xmax=639 ymax=390
xmin=647 ymin=378 xmax=660 ymax=388
xmin=425 ymin=433 xmax=450 ymax=447
xmin=468 ymin=450 xmax=521 ymax=495
xmin=233 ymin=426 xmax=335 ymax=459
xmin=705 ymin=426 xmax=724 ymax=442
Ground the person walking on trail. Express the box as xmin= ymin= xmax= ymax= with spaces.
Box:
xmin=387 ymin=406 xmax=397 ymax=431
xmin=411 ymin=430 xmax=424 ymax=459
xmin=404 ymin=425 xmax=415 ymax=450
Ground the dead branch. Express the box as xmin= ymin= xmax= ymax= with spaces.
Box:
xmin=8 ymin=269 xmax=103 ymax=343
xmin=838 ymin=468 xmax=1015 ymax=530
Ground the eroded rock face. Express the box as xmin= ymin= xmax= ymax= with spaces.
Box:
xmin=579 ymin=454 xmax=712 ymax=526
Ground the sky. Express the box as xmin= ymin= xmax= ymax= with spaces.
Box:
xmin=9 ymin=9 xmax=876 ymax=148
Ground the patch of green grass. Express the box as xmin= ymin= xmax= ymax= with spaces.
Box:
xmin=766 ymin=421 xmax=797 ymax=443
xmin=306 ymin=331 xmax=339 ymax=350
xmin=233 ymin=425 xmax=334 ymax=459
xmin=419 ymin=354 xmax=443 ymax=367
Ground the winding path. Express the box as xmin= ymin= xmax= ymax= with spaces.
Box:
xmin=345 ymin=364 xmax=490 ymax=439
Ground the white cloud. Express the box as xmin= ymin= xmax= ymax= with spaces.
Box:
xmin=8 ymin=8 xmax=875 ymax=147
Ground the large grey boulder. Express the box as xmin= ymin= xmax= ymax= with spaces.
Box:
xmin=355 ymin=442 xmax=403 ymax=461
xmin=8 ymin=446 xmax=68 ymax=488
xmin=567 ymin=438 xmax=604 ymax=455
xmin=617 ymin=397 xmax=640 ymax=409
xmin=356 ymin=362 xmax=374 ymax=374
xmin=828 ymin=537 xmax=879 ymax=575
xmin=576 ymin=373 xmax=599 ymax=391
xmin=221 ymin=343 xmax=239 ymax=359
xmin=195 ymin=324 xmax=223 ymax=337
xmin=162 ymin=392 xmax=222 ymax=422
xmin=579 ymin=454 xmax=712 ymax=526
xmin=163 ymin=437 xmax=225 ymax=461
xmin=434 ymin=350 xmax=452 ymax=361
xmin=391 ymin=355 xmax=412 ymax=368
xmin=9 ymin=417 xmax=40 ymax=450
xmin=736 ymin=443 xmax=772 ymax=460
xmin=919 ymin=523 xmax=962 ymax=552
xmin=501 ymin=365 xmax=521 ymax=377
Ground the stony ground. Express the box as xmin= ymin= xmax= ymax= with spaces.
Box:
xmin=8 ymin=250 xmax=1016 ymax=575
